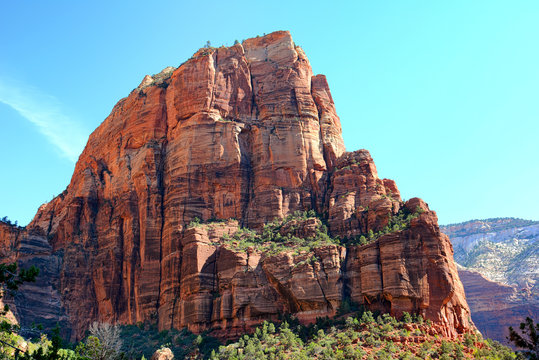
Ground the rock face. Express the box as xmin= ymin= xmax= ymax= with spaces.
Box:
xmin=441 ymin=218 xmax=539 ymax=345
xmin=0 ymin=222 xmax=71 ymax=339
xmin=442 ymin=218 xmax=538 ymax=293
xmin=458 ymin=268 xmax=539 ymax=345
xmin=0 ymin=31 xmax=472 ymax=340
xmin=151 ymin=347 xmax=174 ymax=360
xmin=0 ymin=222 xmax=20 ymax=262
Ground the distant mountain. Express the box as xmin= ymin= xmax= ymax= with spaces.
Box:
xmin=442 ymin=218 xmax=538 ymax=291
xmin=441 ymin=218 xmax=539 ymax=345
xmin=443 ymin=218 xmax=537 ymax=238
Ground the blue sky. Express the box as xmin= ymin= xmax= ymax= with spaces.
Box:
xmin=1 ymin=1 xmax=538 ymax=226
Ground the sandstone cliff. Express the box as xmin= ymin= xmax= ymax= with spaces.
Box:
xmin=0 ymin=31 xmax=472 ymax=340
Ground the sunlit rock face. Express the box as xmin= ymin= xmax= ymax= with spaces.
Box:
xmin=0 ymin=31 xmax=472 ymax=340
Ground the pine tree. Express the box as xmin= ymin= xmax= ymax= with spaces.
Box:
xmin=508 ymin=317 xmax=539 ymax=359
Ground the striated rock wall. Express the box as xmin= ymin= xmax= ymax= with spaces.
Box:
xmin=459 ymin=269 xmax=539 ymax=345
xmin=346 ymin=199 xmax=470 ymax=337
xmin=441 ymin=219 xmax=539 ymax=344
xmin=0 ymin=31 xmax=471 ymax=340
xmin=0 ymin=223 xmax=71 ymax=338
xmin=0 ymin=222 xmax=20 ymax=262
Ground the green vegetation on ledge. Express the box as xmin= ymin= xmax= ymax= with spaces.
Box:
xmin=189 ymin=211 xmax=341 ymax=256
xmin=188 ymin=205 xmax=426 ymax=256
xmin=344 ymin=206 xmax=424 ymax=247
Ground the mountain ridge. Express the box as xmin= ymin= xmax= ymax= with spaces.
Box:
xmin=442 ymin=217 xmax=538 ymax=238
xmin=441 ymin=218 xmax=539 ymax=345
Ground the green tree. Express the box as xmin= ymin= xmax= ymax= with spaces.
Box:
xmin=0 ymin=262 xmax=39 ymax=357
xmin=402 ymin=312 xmax=412 ymax=324
xmin=20 ymin=327 xmax=75 ymax=360
xmin=0 ymin=263 xmax=39 ymax=296
xmin=508 ymin=317 xmax=539 ymax=359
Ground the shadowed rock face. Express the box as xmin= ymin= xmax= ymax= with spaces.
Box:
xmin=458 ymin=269 xmax=539 ymax=346
xmin=0 ymin=31 xmax=472 ymax=340
xmin=441 ymin=219 xmax=539 ymax=345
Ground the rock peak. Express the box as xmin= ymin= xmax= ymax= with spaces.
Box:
xmin=1 ymin=31 xmax=472 ymax=341
xmin=243 ymin=30 xmax=294 ymax=53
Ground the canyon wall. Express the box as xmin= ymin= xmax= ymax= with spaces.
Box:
xmin=442 ymin=219 xmax=539 ymax=344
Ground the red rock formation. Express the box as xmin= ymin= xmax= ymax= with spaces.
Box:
xmin=345 ymin=199 xmax=470 ymax=337
xmin=327 ymin=150 xmax=402 ymax=239
xmin=0 ymin=222 xmax=19 ymax=262
xmin=0 ymin=31 xmax=472 ymax=340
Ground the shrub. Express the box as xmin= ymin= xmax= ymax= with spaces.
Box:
xmin=508 ymin=317 xmax=539 ymax=359
xmin=402 ymin=312 xmax=412 ymax=324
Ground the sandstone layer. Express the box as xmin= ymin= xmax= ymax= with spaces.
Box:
xmin=0 ymin=31 xmax=472 ymax=340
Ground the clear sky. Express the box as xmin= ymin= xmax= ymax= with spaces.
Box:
xmin=1 ymin=1 xmax=538 ymax=226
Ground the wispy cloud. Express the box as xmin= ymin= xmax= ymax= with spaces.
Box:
xmin=0 ymin=78 xmax=88 ymax=162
